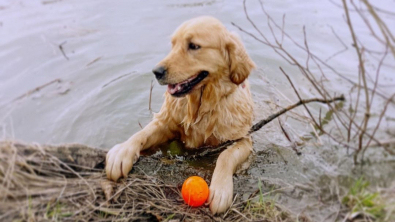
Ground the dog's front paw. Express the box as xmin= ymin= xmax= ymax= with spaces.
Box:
xmin=105 ymin=142 xmax=140 ymax=181
xmin=208 ymin=173 xmax=233 ymax=214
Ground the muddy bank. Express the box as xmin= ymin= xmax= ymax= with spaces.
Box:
xmin=0 ymin=140 xmax=314 ymax=222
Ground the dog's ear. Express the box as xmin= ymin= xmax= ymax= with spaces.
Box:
xmin=226 ymin=33 xmax=256 ymax=85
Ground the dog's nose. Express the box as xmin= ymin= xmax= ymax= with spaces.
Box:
xmin=152 ymin=66 xmax=167 ymax=80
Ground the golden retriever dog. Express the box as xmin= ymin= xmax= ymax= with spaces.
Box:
xmin=106 ymin=16 xmax=255 ymax=214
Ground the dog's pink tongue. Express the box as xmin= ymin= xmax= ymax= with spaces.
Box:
xmin=167 ymin=84 xmax=181 ymax=95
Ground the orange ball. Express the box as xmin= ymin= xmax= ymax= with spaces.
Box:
xmin=181 ymin=176 xmax=209 ymax=207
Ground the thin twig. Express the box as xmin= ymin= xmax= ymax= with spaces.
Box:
xmin=325 ymin=25 xmax=349 ymax=62
xmin=86 ymin=56 xmax=102 ymax=67
xmin=342 ymin=0 xmax=371 ymax=163
xmin=102 ymin=73 xmax=133 ymax=88
xmin=278 ymin=118 xmax=301 ymax=155
xmin=362 ymin=93 xmax=395 ymax=158
xmin=10 ymin=78 xmax=62 ymax=104
xmin=59 ymin=41 xmax=69 ymax=60
xmin=362 ymin=0 xmax=395 ymax=57
xmin=149 ymin=80 xmax=154 ymax=112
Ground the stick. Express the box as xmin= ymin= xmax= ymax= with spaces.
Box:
xmin=149 ymin=80 xmax=154 ymax=112
xmin=250 ymin=96 xmax=344 ymax=133
xmin=188 ymin=92 xmax=344 ymax=159
xmin=10 ymin=78 xmax=62 ymax=103
xmin=102 ymin=73 xmax=133 ymax=88
xmin=59 ymin=41 xmax=69 ymax=61
xmin=278 ymin=119 xmax=301 ymax=155
xmin=86 ymin=56 xmax=102 ymax=67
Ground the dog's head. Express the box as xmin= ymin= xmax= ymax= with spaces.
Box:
xmin=153 ymin=16 xmax=255 ymax=97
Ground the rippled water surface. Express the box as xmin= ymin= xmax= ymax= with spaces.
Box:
xmin=1 ymin=0 xmax=395 ymax=220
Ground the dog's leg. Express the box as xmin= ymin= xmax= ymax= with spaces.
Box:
xmin=106 ymin=119 xmax=174 ymax=181
xmin=208 ymin=137 xmax=252 ymax=214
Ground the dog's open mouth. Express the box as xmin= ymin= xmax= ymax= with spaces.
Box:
xmin=167 ymin=71 xmax=208 ymax=97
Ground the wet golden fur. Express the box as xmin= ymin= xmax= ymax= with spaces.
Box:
xmin=106 ymin=16 xmax=255 ymax=214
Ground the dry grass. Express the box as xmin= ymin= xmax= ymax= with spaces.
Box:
xmin=0 ymin=140 xmax=310 ymax=222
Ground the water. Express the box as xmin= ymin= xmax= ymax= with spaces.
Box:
xmin=1 ymin=0 xmax=395 ymax=220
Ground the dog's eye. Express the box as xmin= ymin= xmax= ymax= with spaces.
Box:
xmin=188 ymin=42 xmax=200 ymax=50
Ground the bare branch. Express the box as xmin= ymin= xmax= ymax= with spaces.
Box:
xmin=189 ymin=90 xmax=345 ymax=158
